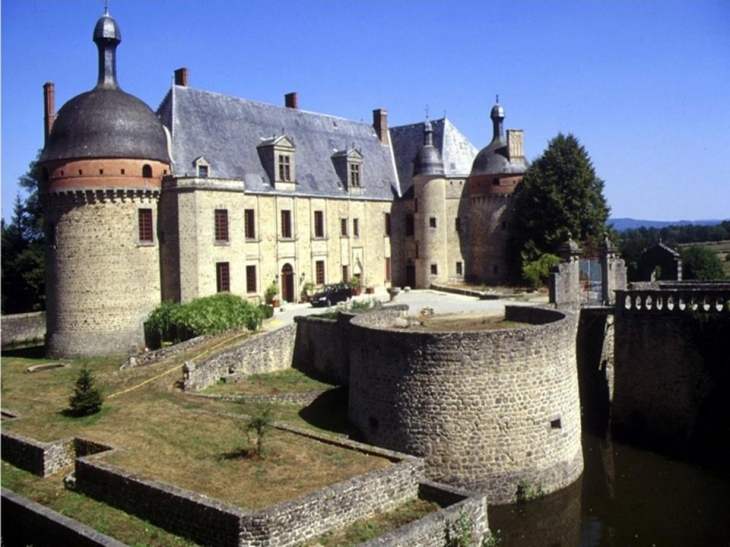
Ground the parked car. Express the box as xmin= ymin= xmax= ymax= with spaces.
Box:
xmin=310 ymin=283 xmax=352 ymax=307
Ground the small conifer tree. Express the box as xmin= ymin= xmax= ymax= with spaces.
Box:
xmin=68 ymin=366 xmax=103 ymax=416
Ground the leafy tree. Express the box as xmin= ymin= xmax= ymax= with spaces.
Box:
xmin=1 ymin=152 xmax=45 ymax=314
xmin=522 ymin=253 xmax=561 ymax=290
xmin=68 ymin=366 xmax=104 ymax=416
xmin=240 ymin=404 xmax=272 ymax=459
xmin=680 ymin=245 xmax=726 ymax=280
xmin=510 ymin=134 xmax=611 ymax=277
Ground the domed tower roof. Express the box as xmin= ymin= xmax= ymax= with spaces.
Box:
xmin=413 ymin=120 xmax=445 ymax=176
xmin=469 ymin=97 xmax=524 ymax=177
xmin=41 ymin=10 xmax=169 ymax=164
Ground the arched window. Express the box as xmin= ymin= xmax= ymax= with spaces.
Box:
xmin=142 ymin=164 xmax=153 ymax=178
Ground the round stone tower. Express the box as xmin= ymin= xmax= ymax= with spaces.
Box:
xmin=468 ymin=99 xmax=526 ymax=284
xmin=39 ymin=10 xmax=170 ymax=358
xmin=412 ymin=121 xmax=448 ymax=288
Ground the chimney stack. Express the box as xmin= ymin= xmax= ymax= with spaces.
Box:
xmin=373 ymin=108 xmax=389 ymax=145
xmin=174 ymin=67 xmax=189 ymax=87
xmin=285 ymin=92 xmax=298 ymax=109
xmin=43 ymin=82 xmax=56 ymax=145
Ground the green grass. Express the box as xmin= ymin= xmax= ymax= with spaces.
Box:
xmin=202 ymin=368 xmax=336 ymax=396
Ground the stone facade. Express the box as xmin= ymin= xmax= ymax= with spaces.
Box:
xmin=348 ymin=306 xmax=583 ymax=504
xmin=0 ymin=312 xmax=46 ymax=348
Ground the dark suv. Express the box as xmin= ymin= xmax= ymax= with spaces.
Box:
xmin=310 ymin=283 xmax=352 ymax=307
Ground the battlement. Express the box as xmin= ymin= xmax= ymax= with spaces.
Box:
xmin=616 ymin=284 xmax=730 ymax=315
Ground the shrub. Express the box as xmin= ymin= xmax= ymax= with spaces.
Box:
xmin=145 ymin=294 xmax=264 ymax=348
xmin=68 ymin=366 xmax=103 ymax=417
xmin=258 ymin=303 xmax=274 ymax=320
xmin=240 ymin=404 xmax=273 ymax=459
xmin=522 ymin=253 xmax=560 ymax=290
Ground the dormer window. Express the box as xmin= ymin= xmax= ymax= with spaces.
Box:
xmin=257 ymin=135 xmax=296 ymax=190
xmin=193 ymin=157 xmax=211 ymax=178
xmin=331 ymin=148 xmax=363 ymax=194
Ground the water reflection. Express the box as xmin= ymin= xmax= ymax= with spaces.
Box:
xmin=488 ymin=432 xmax=730 ymax=547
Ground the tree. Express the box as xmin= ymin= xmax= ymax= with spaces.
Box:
xmin=68 ymin=366 xmax=104 ymax=416
xmin=510 ymin=134 xmax=611 ymax=275
xmin=680 ymin=245 xmax=726 ymax=280
xmin=1 ymin=151 xmax=45 ymax=314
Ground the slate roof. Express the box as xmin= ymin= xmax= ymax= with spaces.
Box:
xmin=157 ymin=86 xmax=398 ymax=200
xmin=389 ymin=118 xmax=479 ymax=195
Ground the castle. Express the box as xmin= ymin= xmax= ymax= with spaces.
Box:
xmin=38 ymin=10 xmax=527 ymax=358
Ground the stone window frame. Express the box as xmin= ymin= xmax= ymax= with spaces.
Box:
xmin=385 ymin=257 xmax=391 ymax=282
xmin=244 ymin=209 xmax=257 ymax=241
xmin=353 ymin=218 xmax=360 ymax=238
xmin=405 ymin=214 xmax=414 ymax=237
xmin=214 ymin=209 xmax=229 ymax=244
xmin=456 ymin=261 xmax=463 ymax=276
xmin=280 ymin=209 xmax=293 ymax=239
xmin=137 ymin=208 xmax=155 ymax=246
xmin=246 ymin=265 xmax=257 ymax=294
xmin=384 ymin=213 xmax=391 ymax=237
xmin=216 ymin=262 xmax=230 ymax=293
xmin=430 ymin=263 xmax=438 ymax=276
xmin=429 ymin=217 xmax=437 ymax=229
xmin=315 ymin=260 xmax=325 ymax=285
xmin=331 ymin=148 xmax=363 ymax=192
xmin=314 ymin=210 xmax=325 ymax=239
xmin=340 ymin=218 xmax=348 ymax=237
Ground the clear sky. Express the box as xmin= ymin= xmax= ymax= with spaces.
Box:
xmin=2 ymin=0 xmax=729 ymax=223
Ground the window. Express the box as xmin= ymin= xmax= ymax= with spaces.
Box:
xmin=142 ymin=164 xmax=152 ymax=178
xmin=316 ymin=260 xmax=325 ymax=285
xmin=415 ymin=242 xmax=419 ymax=259
xmin=245 ymin=209 xmax=256 ymax=240
xmin=314 ymin=211 xmax=325 ymax=238
xmin=246 ymin=265 xmax=257 ymax=293
xmin=194 ymin=157 xmax=211 ymax=178
xmin=349 ymin=163 xmax=361 ymax=187
xmin=414 ymin=198 xmax=418 ymax=212
xmin=353 ymin=218 xmax=359 ymax=237
xmin=214 ymin=209 xmax=229 ymax=243
xmin=385 ymin=257 xmax=391 ymax=282
xmin=502 ymin=221 xmax=507 ymax=230
xmin=278 ymin=154 xmax=291 ymax=182
xmin=429 ymin=217 xmax=437 ymax=228
xmin=405 ymin=214 xmax=414 ymax=237
xmin=384 ymin=213 xmax=391 ymax=236
xmin=431 ymin=264 xmax=438 ymax=276
xmin=342 ymin=265 xmax=349 ymax=282
xmin=341 ymin=218 xmax=348 ymax=237
xmin=455 ymin=217 xmax=461 ymax=233
xmin=138 ymin=209 xmax=154 ymax=243
xmin=456 ymin=261 xmax=463 ymax=276
xmin=198 ymin=165 xmax=209 ymax=178
xmin=216 ymin=262 xmax=230 ymax=292
xmin=281 ymin=210 xmax=292 ymax=238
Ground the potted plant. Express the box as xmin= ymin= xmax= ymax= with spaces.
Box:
xmin=265 ymin=282 xmax=280 ymax=308
xmin=365 ymin=278 xmax=375 ymax=294
xmin=349 ymin=276 xmax=361 ymax=296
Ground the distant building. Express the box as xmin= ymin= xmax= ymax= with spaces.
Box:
xmin=38 ymin=10 xmax=527 ymax=357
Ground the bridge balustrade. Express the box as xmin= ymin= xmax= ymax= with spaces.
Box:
xmin=616 ymin=288 xmax=730 ymax=314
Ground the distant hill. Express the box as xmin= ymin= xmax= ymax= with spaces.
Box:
xmin=609 ymin=218 xmax=727 ymax=232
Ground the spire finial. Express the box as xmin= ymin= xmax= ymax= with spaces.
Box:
xmin=104 ymin=0 xmax=109 ymax=15
xmin=496 ymin=94 xmax=499 ymax=104
xmin=425 ymin=104 xmax=430 ymax=121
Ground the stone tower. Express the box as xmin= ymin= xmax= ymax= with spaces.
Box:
xmin=412 ymin=121 xmax=448 ymax=288
xmin=467 ymin=99 xmax=526 ymax=284
xmin=39 ymin=10 xmax=170 ymax=358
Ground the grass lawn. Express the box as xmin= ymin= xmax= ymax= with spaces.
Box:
xmin=202 ymin=368 xmax=336 ymax=396
xmin=1 ymin=339 xmax=391 ymax=544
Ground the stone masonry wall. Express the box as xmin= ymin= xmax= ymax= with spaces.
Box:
xmin=74 ymin=429 xmax=423 ymax=547
xmin=293 ymin=315 xmax=347 ymax=384
xmin=2 ymin=488 xmax=127 ymax=547
xmin=348 ymin=305 xmax=583 ymax=504
xmin=183 ymin=323 xmax=297 ymax=391
xmin=1 ymin=312 xmax=46 ymax=348
xmin=1 ymin=431 xmax=75 ymax=477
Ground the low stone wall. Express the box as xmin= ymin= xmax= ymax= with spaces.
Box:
xmin=183 ymin=323 xmax=297 ymax=391
xmin=359 ymin=482 xmax=489 ymax=547
xmin=349 ymin=305 xmax=582 ymax=504
xmin=1 ymin=431 xmax=75 ymax=477
xmin=74 ymin=423 xmax=423 ymax=547
xmin=293 ymin=315 xmax=347 ymax=384
xmin=1 ymin=487 xmax=127 ymax=547
xmin=0 ymin=432 xmax=113 ymax=478
xmin=1 ymin=311 xmax=46 ymax=348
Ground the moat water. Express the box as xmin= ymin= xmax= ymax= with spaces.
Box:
xmin=489 ymin=431 xmax=730 ymax=547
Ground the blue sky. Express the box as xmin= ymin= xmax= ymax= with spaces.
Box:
xmin=2 ymin=0 xmax=729 ymax=223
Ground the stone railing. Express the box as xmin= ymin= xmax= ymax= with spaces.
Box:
xmin=616 ymin=287 xmax=730 ymax=315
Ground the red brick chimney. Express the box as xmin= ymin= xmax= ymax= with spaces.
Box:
xmin=285 ymin=92 xmax=298 ymax=109
xmin=43 ymin=82 xmax=56 ymax=145
xmin=174 ymin=67 xmax=189 ymax=87
xmin=373 ymin=108 xmax=389 ymax=145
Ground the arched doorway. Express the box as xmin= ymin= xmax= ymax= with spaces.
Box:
xmin=281 ymin=263 xmax=295 ymax=303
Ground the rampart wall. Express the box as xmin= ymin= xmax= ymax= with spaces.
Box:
xmin=1 ymin=312 xmax=46 ymax=348
xmin=612 ymin=287 xmax=730 ymax=455
xmin=348 ymin=305 xmax=583 ymax=504
xmin=183 ymin=323 xmax=297 ymax=391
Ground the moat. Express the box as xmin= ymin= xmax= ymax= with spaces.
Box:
xmin=490 ymin=431 xmax=730 ymax=546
